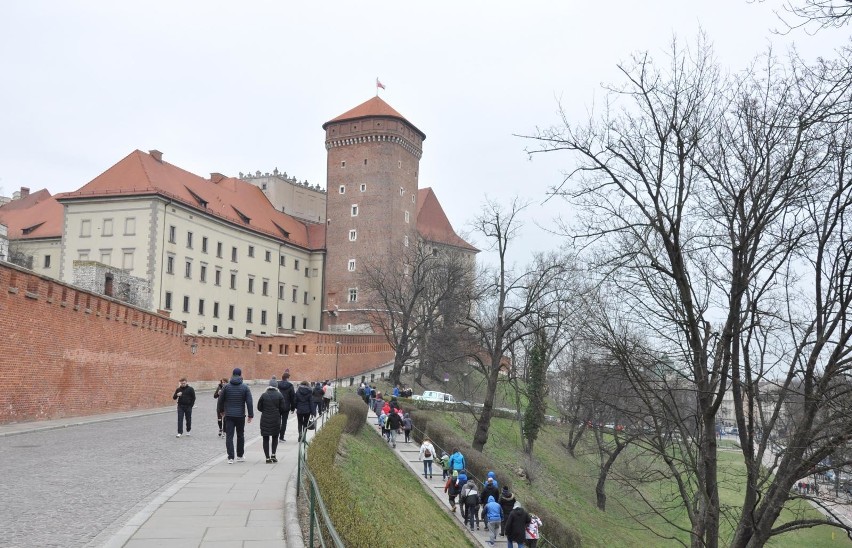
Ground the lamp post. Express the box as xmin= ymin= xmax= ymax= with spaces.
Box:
xmin=335 ymin=341 xmax=341 ymax=401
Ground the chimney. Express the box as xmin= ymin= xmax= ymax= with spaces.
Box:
xmin=20 ymin=187 xmax=30 ymax=198
xmin=210 ymin=173 xmax=226 ymax=184
xmin=149 ymin=150 xmax=163 ymax=162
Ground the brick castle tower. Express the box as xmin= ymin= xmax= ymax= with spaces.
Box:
xmin=322 ymin=96 xmax=425 ymax=331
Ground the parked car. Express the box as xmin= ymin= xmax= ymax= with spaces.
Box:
xmin=411 ymin=390 xmax=457 ymax=403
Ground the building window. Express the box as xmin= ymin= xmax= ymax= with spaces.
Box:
xmin=168 ymin=225 xmax=176 ymax=243
xmin=185 ymin=260 xmax=192 ymax=278
xmin=351 ymin=205 xmax=358 ymax=216
xmin=165 ymin=291 xmax=173 ymax=310
xmin=216 ymin=242 xmax=223 ymax=258
xmin=248 ymin=245 xmax=254 ymax=258
xmin=213 ymin=302 xmax=220 ymax=318
xmin=279 ymin=283 xmax=285 ymax=300
xmin=228 ymin=305 xmax=235 ymax=320
xmin=303 ymin=317 xmax=308 ymax=329
xmin=261 ymin=310 xmax=267 ymax=325
xmin=124 ymin=217 xmax=136 ymax=235
xmin=200 ymin=264 xmax=207 ymax=283
xmin=81 ymin=219 xmax=92 ymax=237
xmin=213 ymin=325 xmax=218 ymax=333
xmin=277 ymin=313 xmax=283 ymax=328
xmin=187 ymin=231 xmax=193 ymax=249
xmin=291 ymin=316 xmax=296 ymax=329
xmin=404 ymin=211 xmax=410 ymax=223
xmin=304 ymin=267 xmax=309 ymax=278
xmin=79 ymin=250 xmax=89 ymax=261
xmin=198 ymin=299 xmax=205 ymax=315
xmin=312 ymin=268 xmax=319 ymax=277
xmin=348 ymin=259 xmax=356 ymax=272
xmin=248 ymin=277 xmax=255 ymax=293
xmin=360 ymin=183 xmax=366 ymax=192
xmin=166 ymin=255 xmax=175 ymax=274
xmin=231 ymin=246 xmax=238 ymax=262
xmin=262 ymin=279 xmax=269 ymax=296
xmin=122 ymin=250 xmax=133 ymax=270
xmin=44 ymin=255 xmax=51 ymax=268
xmin=399 ymin=186 xmax=404 ymax=196
xmin=265 ymin=250 xmax=271 ymax=262
xmin=349 ymin=230 xmax=357 ymax=241
xmin=294 ymin=259 xmax=300 ymax=271
xmin=246 ymin=308 xmax=253 ymax=323
xmin=100 ymin=251 xmax=112 ymax=265
xmin=215 ymin=268 xmax=222 ymax=286
xmin=341 ymin=161 xmax=346 ymax=168
xmin=182 ymin=296 xmax=190 ymax=313
xmin=228 ymin=327 xmax=233 ymax=335
xmin=230 ymin=273 xmax=237 ymax=290
xmin=202 ymin=237 xmax=208 ymax=253
xmin=103 ymin=219 xmax=113 ymax=237
xmin=279 ymin=255 xmax=286 ymax=267
xmin=347 ymin=323 xmax=352 ymax=331
xmin=404 ymin=235 xmax=409 ymax=247
xmin=292 ymin=287 xmax=298 ymax=302
xmin=339 ymin=185 xmax=346 ymax=194
xmin=303 ymin=291 xmax=308 ymax=305
xmin=364 ymin=158 xmax=368 ymax=165
xmin=348 ymin=288 xmax=358 ymax=302
xmin=411 ymin=194 xmax=415 ymax=204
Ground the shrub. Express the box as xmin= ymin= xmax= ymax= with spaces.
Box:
xmin=338 ymin=391 xmax=366 ymax=434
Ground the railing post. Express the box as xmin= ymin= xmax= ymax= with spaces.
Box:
xmin=309 ymin=479 xmax=316 ymax=547
xmin=296 ymin=439 xmax=302 ymax=498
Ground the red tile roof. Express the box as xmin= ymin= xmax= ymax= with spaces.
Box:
xmin=323 ymin=96 xmax=426 ymax=140
xmin=58 ymin=150 xmax=324 ymax=251
xmin=0 ymin=189 xmax=63 ymax=240
xmin=416 ymin=188 xmax=478 ymax=253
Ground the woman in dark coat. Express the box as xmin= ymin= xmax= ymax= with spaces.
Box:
xmin=257 ymin=379 xmax=286 ymax=463
xmin=294 ymin=380 xmax=317 ymax=442
xmin=213 ymin=377 xmax=228 ymax=437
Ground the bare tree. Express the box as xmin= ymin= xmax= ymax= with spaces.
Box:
xmin=360 ymin=241 xmax=469 ymax=386
xmin=767 ymin=0 xmax=852 ymax=32
xmin=525 ymin=35 xmax=852 ymax=547
xmin=461 ymin=198 xmax=567 ymax=452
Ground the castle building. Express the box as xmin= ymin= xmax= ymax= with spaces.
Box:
xmin=0 ymin=96 xmax=476 ymax=337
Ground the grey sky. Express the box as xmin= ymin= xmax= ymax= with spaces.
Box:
xmin=1 ymin=1 xmax=847 ymax=261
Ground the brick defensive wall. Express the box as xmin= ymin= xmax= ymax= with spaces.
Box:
xmin=0 ymin=261 xmax=393 ymax=424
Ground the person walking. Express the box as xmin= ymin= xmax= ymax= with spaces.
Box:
xmin=484 ymin=495 xmax=503 ymax=546
xmin=498 ymin=485 xmax=517 ymax=536
xmin=505 ymin=505 xmax=529 ymax=548
xmin=444 ymin=470 xmax=460 ymax=513
xmin=294 ymin=380 xmax=317 ymax=442
xmin=461 ymin=479 xmax=480 ymax=530
xmin=276 ymin=371 xmax=296 ymax=441
xmin=386 ymin=405 xmax=402 ymax=448
xmin=419 ymin=437 xmax=436 ymax=478
xmin=213 ymin=377 xmax=227 ymax=437
xmin=172 ymin=377 xmax=196 ymax=437
xmin=216 ymin=367 xmax=254 ymax=464
xmin=311 ymin=382 xmax=325 ymax=416
xmin=448 ymin=447 xmax=466 ymax=474
xmin=525 ymin=512 xmax=543 ymax=548
xmin=480 ymin=476 xmax=500 ymax=523
xmin=441 ymin=452 xmax=451 ymax=480
xmin=402 ymin=412 xmax=413 ymax=443
xmin=257 ymin=379 xmax=286 ymax=463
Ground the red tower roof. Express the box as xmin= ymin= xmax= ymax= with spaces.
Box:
xmin=323 ymin=96 xmax=425 ymax=140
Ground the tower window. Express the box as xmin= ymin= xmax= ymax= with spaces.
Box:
xmin=398 ymin=160 xmax=402 ymax=168
xmin=364 ymin=159 xmax=367 ymax=165
xmin=349 ymin=230 xmax=357 ymax=241
xmin=360 ymin=183 xmax=366 ymax=192
xmin=348 ymin=259 xmax=356 ymax=271
xmin=399 ymin=187 xmax=404 ymax=196
xmin=404 ymin=235 xmax=409 ymax=247
xmin=351 ymin=205 xmax=358 ymax=216
xmin=341 ymin=161 xmax=346 ymax=168
xmin=405 ymin=211 xmax=410 ymax=223
xmin=348 ymin=288 xmax=358 ymax=302
xmin=411 ymin=194 xmax=415 ymax=203
xmin=339 ymin=185 xmax=346 ymax=194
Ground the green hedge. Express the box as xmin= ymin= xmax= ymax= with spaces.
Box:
xmin=338 ymin=391 xmax=367 ymax=434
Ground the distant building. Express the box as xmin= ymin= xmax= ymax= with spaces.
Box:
xmin=240 ymin=169 xmax=327 ymax=225
xmin=0 ymin=221 xmax=8 ymax=261
xmin=0 ymin=187 xmax=63 ymax=278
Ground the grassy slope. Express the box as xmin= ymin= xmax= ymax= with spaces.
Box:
xmin=431 ymin=410 xmax=852 ymax=548
xmin=337 ymin=424 xmax=476 ymax=548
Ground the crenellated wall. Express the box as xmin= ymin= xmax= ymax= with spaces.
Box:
xmin=0 ymin=261 xmax=393 ymax=424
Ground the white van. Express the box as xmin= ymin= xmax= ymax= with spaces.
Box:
xmin=412 ymin=390 xmax=457 ymax=403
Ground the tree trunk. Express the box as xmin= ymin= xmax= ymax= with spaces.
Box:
xmin=473 ymin=363 xmax=501 ymax=451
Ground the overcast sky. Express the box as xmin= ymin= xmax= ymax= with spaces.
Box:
xmin=1 ymin=1 xmax=848 ymax=262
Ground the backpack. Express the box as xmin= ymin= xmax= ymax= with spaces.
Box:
xmin=424 ymin=447 xmax=432 ymax=458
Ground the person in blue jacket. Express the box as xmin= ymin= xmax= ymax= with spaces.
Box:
xmin=484 ymin=495 xmax=503 ymax=545
xmin=449 ymin=448 xmax=466 ymax=473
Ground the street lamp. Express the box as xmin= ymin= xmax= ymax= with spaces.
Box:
xmin=335 ymin=341 xmax=341 ymax=401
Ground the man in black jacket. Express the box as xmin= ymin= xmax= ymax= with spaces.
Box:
xmin=173 ymin=377 xmax=196 ymax=438
xmin=217 ymin=368 xmax=254 ymax=464
xmin=277 ymin=371 xmax=296 ymax=441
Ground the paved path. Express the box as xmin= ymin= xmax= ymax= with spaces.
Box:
xmin=0 ymin=384 xmax=310 ymax=548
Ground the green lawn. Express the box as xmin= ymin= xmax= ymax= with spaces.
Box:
xmin=336 ymin=424 xmax=476 ymax=547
